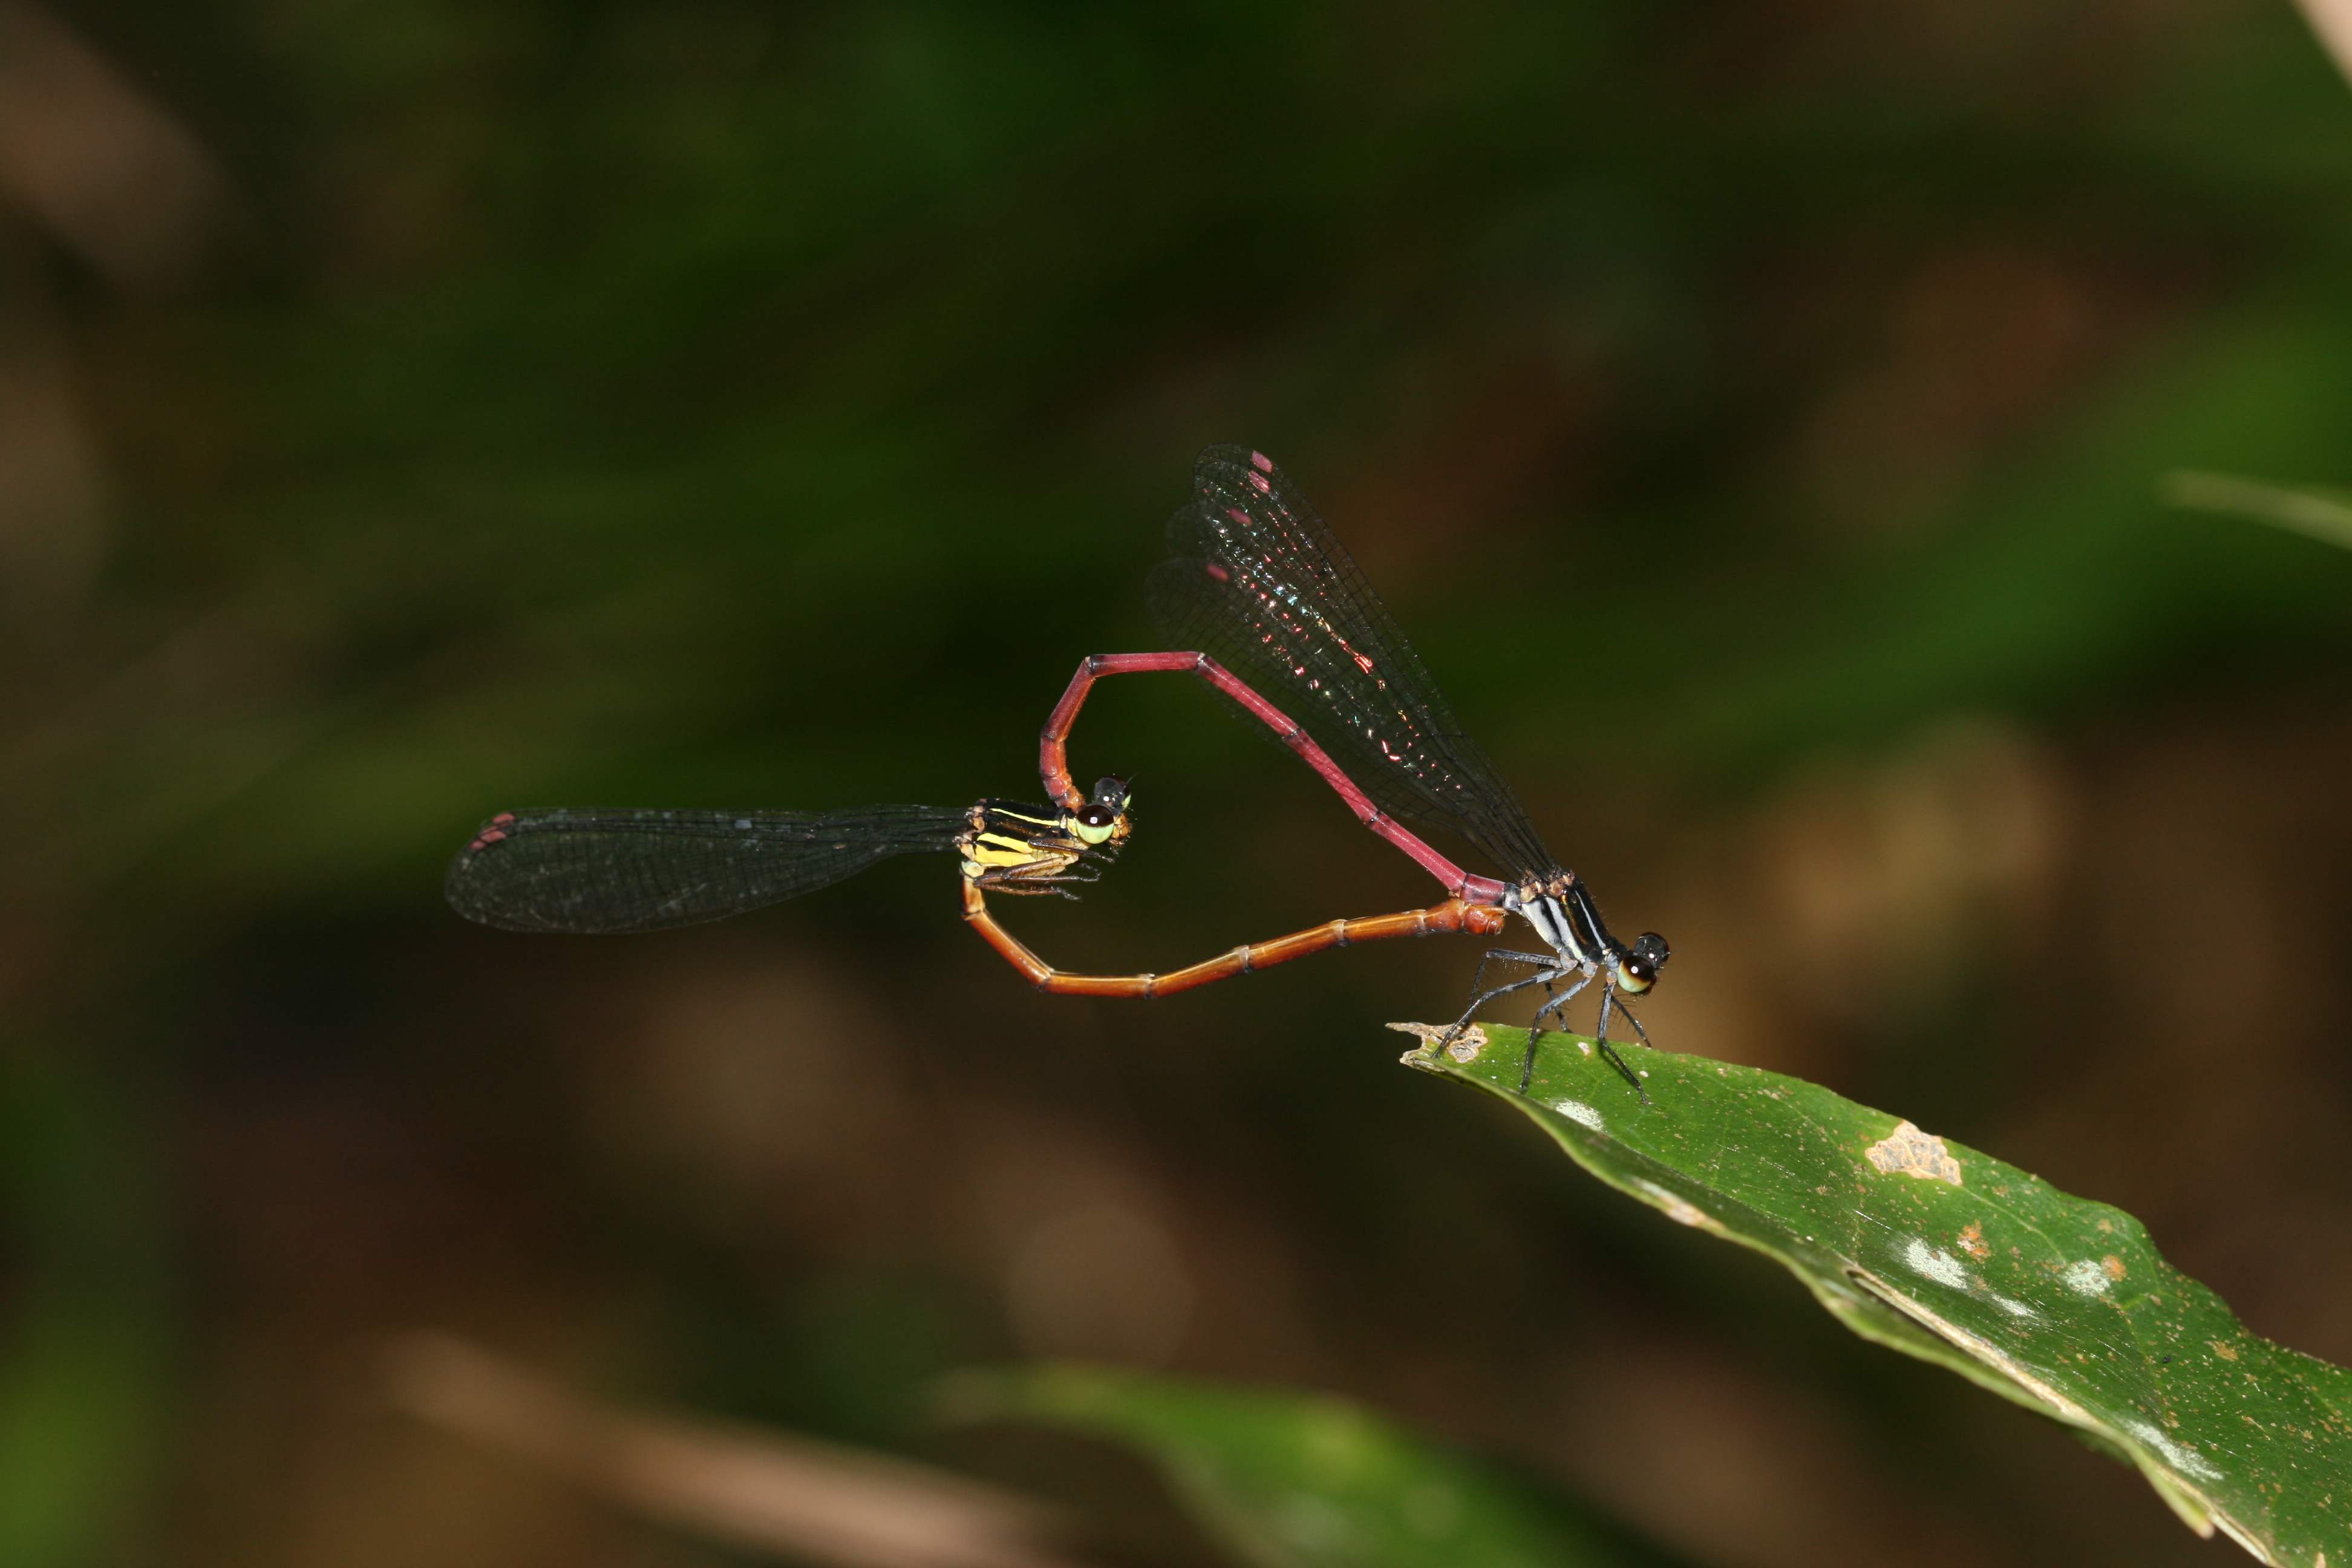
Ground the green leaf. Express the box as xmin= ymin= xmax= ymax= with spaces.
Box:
xmin=956 ymin=1364 xmax=1689 ymax=1568
xmin=1396 ymin=1023 xmax=2352 ymax=1567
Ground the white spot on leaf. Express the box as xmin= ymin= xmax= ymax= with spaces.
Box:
xmin=1553 ymin=1100 xmax=1604 ymax=1132
xmin=1900 ymin=1240 xmax=2036 ymax=1318
xmin=2063 ymin=1259 xmax=2112 ymax=1296
xmin=2121 ymin=1419 xmax=2224 ymax=1481
xmin=1904 ymin=1238 xmax=1971 ymax=1289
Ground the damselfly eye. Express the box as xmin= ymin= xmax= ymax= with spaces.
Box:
xmin=1616 ymin=932 xmax=1671 ymax=994
xmin=1068 ymin=789 xmax=1127 ymax=845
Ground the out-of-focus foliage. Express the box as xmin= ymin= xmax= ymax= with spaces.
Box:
xmin=964 ymin=1363 xmax=1693 ymax=1568
xmin=2167 ymin=469 xmax=2352 ymax=552
xmin=7 ymin=1 xmax=2352 ymax=1564
xmin=31 ymin=0 xmax=2352 ymax=932
xmin=0 ymin=1060 xmax=163 ymax=1567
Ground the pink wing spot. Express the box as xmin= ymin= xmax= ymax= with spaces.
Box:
xmin=1353 ymin=653 xmax=1374 ymax=673
xmin=1205 ymin=562 xmax=1230 ymax=582
xmin=468 ymin=828 xmax=508 ymax=852
xmin=491 ymin=812 xmax=515 ymax=826
xmin=1226 ymin=508 xmax=1250 ymax=525
xmin=1250 ymin=451 xmax=1273 ymax=472
xmin=1247 ymin=472 xmax=1270 ymax=494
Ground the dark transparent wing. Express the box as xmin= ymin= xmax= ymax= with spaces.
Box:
xmin=445 ymin=803 xmax=970 ymax=933
xmin=1145 ymin=443 xmax=1557 ymax=880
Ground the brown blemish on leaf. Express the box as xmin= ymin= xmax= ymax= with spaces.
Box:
xmin=2211 ymin=1341 xmax=2239 ymax=1362
xmin=1863 ymin=1120 xmax=1964 ymax=1185
xmin=2103 ymin=1255 xmax=2125 ymax=1281
xmin=1958 ymin=1221 xmax=1990 ymax=1259
xmin=1387 ymin=1021 xmax=1486 ymax=1063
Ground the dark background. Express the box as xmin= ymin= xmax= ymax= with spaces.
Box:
xmin=5 ymin=1 xmax=2352 ymax=1564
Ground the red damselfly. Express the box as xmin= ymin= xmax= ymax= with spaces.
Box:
xmin=1037 ymin=445 xmax=1670 ymax=1097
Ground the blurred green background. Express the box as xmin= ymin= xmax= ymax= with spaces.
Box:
xmin=6 ymin=0 xmax=2352 ymax=1563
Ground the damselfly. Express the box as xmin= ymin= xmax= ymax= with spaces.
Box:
xmin=1037 ymin=445 xmax=1670 ymax=1096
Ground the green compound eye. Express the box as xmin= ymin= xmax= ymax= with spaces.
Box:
xmin=1069 ymin=803 xmax=1122 ymax=844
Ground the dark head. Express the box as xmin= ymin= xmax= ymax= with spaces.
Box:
xmin=1613 ymin=931 xmax=1671 ymax=996
xmin=1069 ymin=774 xmax=1132 ymax=846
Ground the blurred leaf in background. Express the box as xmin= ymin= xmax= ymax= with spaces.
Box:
xmin=961 ymin=1363 xmax=1694 ymax=1568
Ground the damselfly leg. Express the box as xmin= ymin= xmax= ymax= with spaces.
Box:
xmin=1527 ymin=968 xmax=1599 ymax=1093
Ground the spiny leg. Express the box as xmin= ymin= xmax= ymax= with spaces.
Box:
xmin=1520 ymin=979 xmax=1555 ymax=1094
xmin=1456 ymin=957 xmax=1570 ymax=1021
xmin=1592 ymin=986 xmax=1648 ymax=1104
xmin=1463 ymin=947 xmax=1558 ymax=1005
xmin=1519 ymin=969 xmax=1595 ymax=1093
xmin=1612 ymin=995 xmax=1657 ymax=1094
xmin=1439 ymin=949 xmax=1562 ymax=1053
xmin=1442 ymin=959 xmax=1569 ymax=1057
xmin=1529 ymin=969 xmax=1595 ymax=1031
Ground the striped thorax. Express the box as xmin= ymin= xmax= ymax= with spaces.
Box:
xmin=959 ymin=776 xmax=1132 ymax=893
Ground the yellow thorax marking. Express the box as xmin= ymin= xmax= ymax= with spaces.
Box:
xmin=956 ymin=794 xmax=1132 ymax=889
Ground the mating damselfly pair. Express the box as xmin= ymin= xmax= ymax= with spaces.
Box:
xmin=446 ymin=446 xmax=1670 ymax=1096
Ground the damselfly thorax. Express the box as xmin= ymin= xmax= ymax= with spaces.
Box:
xmin=959 ymin=777 xmax=1133 ymax=895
